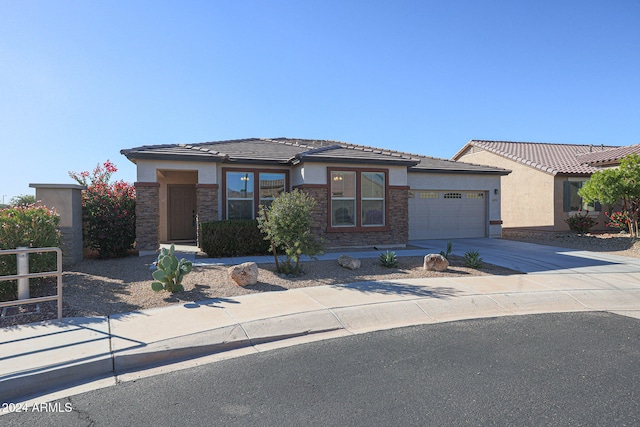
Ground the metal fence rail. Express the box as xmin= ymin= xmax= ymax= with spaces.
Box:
xmin=0 ymin=247 xmax=63 ymax=320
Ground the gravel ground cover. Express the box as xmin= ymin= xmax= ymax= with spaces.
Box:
xmin=3 ymin=231 xmax=639 ymax=328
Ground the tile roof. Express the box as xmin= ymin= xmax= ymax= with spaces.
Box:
xmin=576 ymin=144 xmax=640 ymax=166
xmin=120 ymin=143 xmax=227 ymax=162
xmin=121 ymin=138 xmax=417 ymax=166
xmin=121 ymin=137 xmax=510 ymax=174
xmin=408 ymin=155 xmax=511 ymax=174
xmin=453 ymin=140 xmax=620 ymax=175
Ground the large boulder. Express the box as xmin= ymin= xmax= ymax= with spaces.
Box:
xmin=423 ymin=254 xmax=449 ymax=272
xmin=228 ymin=262 xmax=259 ymax=286
xmin=337 ymin=254 xmax=361 ymax=270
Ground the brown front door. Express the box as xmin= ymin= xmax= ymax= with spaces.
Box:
xmin=168 ymin=185 xmax=197 ymax=241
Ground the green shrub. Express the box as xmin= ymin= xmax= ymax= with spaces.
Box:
xmin=379 ymin=251 xmax=398 ymax=268
xmin=565 ymin=210 xmax=597 ymax=234
xmin=257 ymin=189 xmax=324 ymax=275
xmin=151 ymin=244 xmax=192 ymax=293
xmin=440 ymin=241 xmax=452 ymax=260
xmin=200 ymin=220 xmax=271 ymax=257
xmin=464 ymin=250 xmax=483 ymax=269
xmin=0 ymin=204 xmax=62 ymax=301
xmin=69 ymin=160 xmax=136 ymax=258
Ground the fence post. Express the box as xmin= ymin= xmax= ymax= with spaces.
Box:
xmin=17 ymin=247 xmax=29 ymax=300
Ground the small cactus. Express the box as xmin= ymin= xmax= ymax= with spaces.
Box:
xmin=379 ymin=250 xmax=398 ymax=268
xmin=151 ymin=244 xmax=193 ymax=293
xmin=440 ymin=241 xmax=452 ymax=260
xmin=464 ymin=250 xmax=483 ymax=269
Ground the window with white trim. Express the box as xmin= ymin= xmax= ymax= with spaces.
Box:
xmin=330 ymin=170 xmax=386 ymax=227
xmin=227 ymin=172 xmax=254 ymax=220
xmin=361 ymin=172 xmax=385 ymax=226
xmin=259 ymin=173 xmax=286 ymax=209
xmin=226 ymin=171 xmax=287 ymax=219
xmin=331 ymin=171 xmax=356 ymax=226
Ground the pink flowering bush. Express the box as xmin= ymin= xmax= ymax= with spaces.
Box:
xmin=69 ymin=160 xmax=136 ymax=258
xmin=565 ymin=210 xmax=597 ymax=234
xmin=0 ymin=204 xmax=61 ymax=300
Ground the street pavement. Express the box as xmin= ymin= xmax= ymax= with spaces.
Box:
xmin=2 ymin=238 xmax=640 ymax=406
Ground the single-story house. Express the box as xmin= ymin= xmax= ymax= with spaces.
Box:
xmin=121 ymin=138 xmax=510 ymax=255
xmin=452 ymin=140 xmax=628 ymax=233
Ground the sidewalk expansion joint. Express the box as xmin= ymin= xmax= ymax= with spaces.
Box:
xmin=327 ymin=308 xmax=349 ymax=331
xmin=412 ymin=300 xmax=434 ymax=319
xmin=107 ymin=316 xmax=115 ymax=375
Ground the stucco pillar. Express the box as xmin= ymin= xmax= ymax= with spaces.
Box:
xmin=135 ymin=182 xmax=160 ymax=256
xmin=29 ymin=183 xmax=86 ymax=266
xmin=195 ymin=184 xmax=219 ymax=248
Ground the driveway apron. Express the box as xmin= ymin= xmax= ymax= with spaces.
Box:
xmin=410 ymin=238 xmax=640 ymax=274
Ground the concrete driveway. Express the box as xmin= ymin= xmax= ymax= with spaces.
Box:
xmin=410 ymin=238 xmax=640 ymax=274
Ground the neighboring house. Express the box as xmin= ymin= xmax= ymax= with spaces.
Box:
xmin=452 ymin=140 xmax=623 ymax=232
xmin=575 ymin=144 xmax=640 ymax=169
xmin=121 ymin=138 xmax=510 ymax=255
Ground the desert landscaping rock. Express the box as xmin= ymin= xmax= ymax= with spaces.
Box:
xmin=228 ymin=262 xmax=259 ymax=286
xmin=337 ymin=254 xmax=362 ymax=270
xmin=4 ymin=232 xmax=640 ymax=328
xmin=423 ymin=254 xmax=449 ymax=271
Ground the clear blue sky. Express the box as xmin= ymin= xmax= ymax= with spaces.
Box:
xmin=1 ymin=0 xmax=639 ymax=202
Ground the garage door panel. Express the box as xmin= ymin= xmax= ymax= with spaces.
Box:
xmin=409 ymin=191 xmax=486 ymax=239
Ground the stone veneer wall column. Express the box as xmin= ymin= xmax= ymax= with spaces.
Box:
xmin=135 ymin=182 xmax=160 ymax=256
xmin=195 ymin=184 xmax=219 ymax=248
xmin=297 ymin=185 xmax=328 ymax=242
xmin=388 ymin=185 xmax=409 ymax=244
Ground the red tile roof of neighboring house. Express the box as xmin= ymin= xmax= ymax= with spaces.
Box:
xmin=452 ymin=140 xmax=619 ymax=176
xmin=576 ymin=144 xmax=640 ymax=166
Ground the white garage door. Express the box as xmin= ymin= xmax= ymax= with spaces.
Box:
xmin=409 ymin=190 xmax=487 ymax=239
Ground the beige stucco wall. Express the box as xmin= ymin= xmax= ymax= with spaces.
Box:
xmin=298 ymin=162 xmax=408 ymax=186
xmin=29 ymin=183 xmax=86 ymax=265
xmin=407 ymin=172 xmax=503 ymax=238
xmin=136 ymin=159 xmax=216 ymax=184
xmin=456 ymin=149 xmax=556 ymax=229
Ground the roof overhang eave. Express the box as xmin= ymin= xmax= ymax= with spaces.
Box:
xmin=297 ymin=156 xmax=419 ymax=167
xmin=223 ymin=158 xmax=293 ymax=166
xmin=120 ymin=152 xmax=225 ymax=163
xmin=409 ymin=168 xmax=512 ymax=176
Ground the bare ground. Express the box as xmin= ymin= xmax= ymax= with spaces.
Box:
xmin=3 ymin=231 xmax=639 ymax=328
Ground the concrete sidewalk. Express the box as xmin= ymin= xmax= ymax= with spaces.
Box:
xmin=2 ymin=271 xmax=640 ymax=404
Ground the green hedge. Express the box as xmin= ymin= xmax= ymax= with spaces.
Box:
xmin=200 ymin=220 xmax=271 ymax=257
xmin=0 ymin=205 xmax=62 ymax=301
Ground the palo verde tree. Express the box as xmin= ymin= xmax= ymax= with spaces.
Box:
xmin=257 ymin=189 xmax=324 ymax=275
xmin=578 ymin=153 xmax=640 ymax=237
